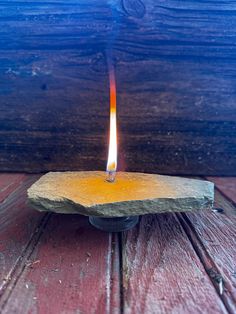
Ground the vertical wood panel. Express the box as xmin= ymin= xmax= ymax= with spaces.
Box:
xmin=0 ymin=0 xmax=235 ymax=174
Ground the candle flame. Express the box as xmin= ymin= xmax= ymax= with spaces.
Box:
xmin=106 ymin=65 xmax=117 ymax=182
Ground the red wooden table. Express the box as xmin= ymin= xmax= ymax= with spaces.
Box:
xmin=0 ymin=174 xmax=235 ymax=314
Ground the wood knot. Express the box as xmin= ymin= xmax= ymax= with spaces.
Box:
xmin=122 ymin=0 xmax=146 ymax=18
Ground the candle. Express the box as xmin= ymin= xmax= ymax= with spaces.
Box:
xmin=28 ymin=66 xmax=214 ymax=232
xmin=28 ymin=171 xmax=214 ymax=217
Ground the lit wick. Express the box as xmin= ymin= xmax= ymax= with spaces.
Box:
xmin=107 ymin=171 xmax=116 ymax=183
xmin=106 ymin=63 xmax=117 ymax=183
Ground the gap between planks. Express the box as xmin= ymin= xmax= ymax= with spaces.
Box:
xmin=176 ymin=185 xmax=236 ymax=314
xmin=1 ymin=223 xmax=123 ymax=314
xmin=118 ymin=232 xmax=124 ymax=314
xmin=0 ymin=174 xmax=45 ymax=294
xmin=0 ymin=174 xmax=50 ymax=311
xmin=121 ymin=213 xmax=228 ymax=314
xmin=1 ymin=174 xmax=235 ymax=314
xmin=0 ymin=213 xmax=51 ymax=310
xmin=120 ymin=177 xmax=236 ymax=314
xmin=0 ymin=174 xmax=123 ymax=314
xmin=1 ymin=218 xmax=122 ymax=314
xmin=177 ymin=212 xmax=235 ymax=314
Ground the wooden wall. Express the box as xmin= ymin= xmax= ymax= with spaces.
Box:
xmin=0 ymin=0 xmax=236 ymax=175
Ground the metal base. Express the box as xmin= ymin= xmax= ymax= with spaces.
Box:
xmin=89 ymin=216 xmax=139 ymax=232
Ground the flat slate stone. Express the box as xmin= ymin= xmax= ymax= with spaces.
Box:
xmin=27 ymin=171 xmax=214 ymax=217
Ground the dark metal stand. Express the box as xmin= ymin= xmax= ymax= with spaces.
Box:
xmin=89 ymin=216 xmax=139 ymax=232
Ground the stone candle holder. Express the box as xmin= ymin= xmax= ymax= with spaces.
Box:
xmin=27 ymin=171 xmax=214 ymax=232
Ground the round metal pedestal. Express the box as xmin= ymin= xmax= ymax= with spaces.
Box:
xmin=89 ymin=216 xmax=139 ymax=232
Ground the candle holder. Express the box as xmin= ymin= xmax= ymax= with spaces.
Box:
xmin=28 ymin=172 xmax=214 ymax=234
xmin=89 ymin=215 xmax=139 ymax=232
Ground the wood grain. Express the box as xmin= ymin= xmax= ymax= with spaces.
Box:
xmin=207 ymin=177 xmax=236 ymax=205
xmin=122 ymin=214 xmax=227 ymax=313
xmin=1 ymin=215 xmax=120 ymax=314
xmin=0 ymin=174 xmax=45 ymax=297
xmin=0 ymin=173 xmax=27 ymax=203
xmin=178 ymin=189 xmax=236 ymax=314
xmin=0 ymin=174 xmax=121 ymax=313
xmin=1 ymin=174 xmax=236 ymax=313
xmin=0 ymin=0 xmax=235 ymax=174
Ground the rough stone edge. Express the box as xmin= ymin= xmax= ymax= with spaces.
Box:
xmin=27 ymin=193 xmax=214 ymax=217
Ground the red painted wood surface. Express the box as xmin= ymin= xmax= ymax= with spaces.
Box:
xmin=0 ymin=174 xmax=120 ymax=314
xmin=122 ymin=214 xmax=227 ymax=314
xmin=0 ymin=174 xmax=45 ymax=296
xmin=179 ymin=191 xmax=236 ymax=313
xmin=0 ymin=173 xmax=26 ymax=203
xmin=0 ymin=174 xmax=236 ymax=313
xmin=1 ymin=216 xmax=120 ymax=314
xmin=207 ymin=177 xmax=236 ymax=205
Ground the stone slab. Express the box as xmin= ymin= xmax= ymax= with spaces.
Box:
xmin=27 ymin=171 xmax=214 ymax=217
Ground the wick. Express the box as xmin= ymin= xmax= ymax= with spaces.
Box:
xmin=106 ymin=171 xmax=116 ymax=183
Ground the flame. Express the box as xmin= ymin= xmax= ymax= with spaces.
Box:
xmin=106 ymin=65 xmax=117 ymax=182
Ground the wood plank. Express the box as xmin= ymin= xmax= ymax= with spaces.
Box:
xmin=178 ymin=189 xmax=236 ymax=314
xmin=0 ymin=174 xmax=46 ymax=296
xmin=0 ymin=0 xmax=235 ymax=174
xmin=0 ymin=173 xmax=27 ymax=203
xmin=1 ymin=215 xmax=121 ymax=314
xmin=212 ymin=188 xmax=236 ymax=218
xmin=207 ymin=177 xmax=236 ymax=205
xmin=122 ymin=213 xmax=227 ymax=314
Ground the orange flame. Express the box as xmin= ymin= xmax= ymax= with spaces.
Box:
xmin=106 ymin=65 xmax=117 ymax=182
